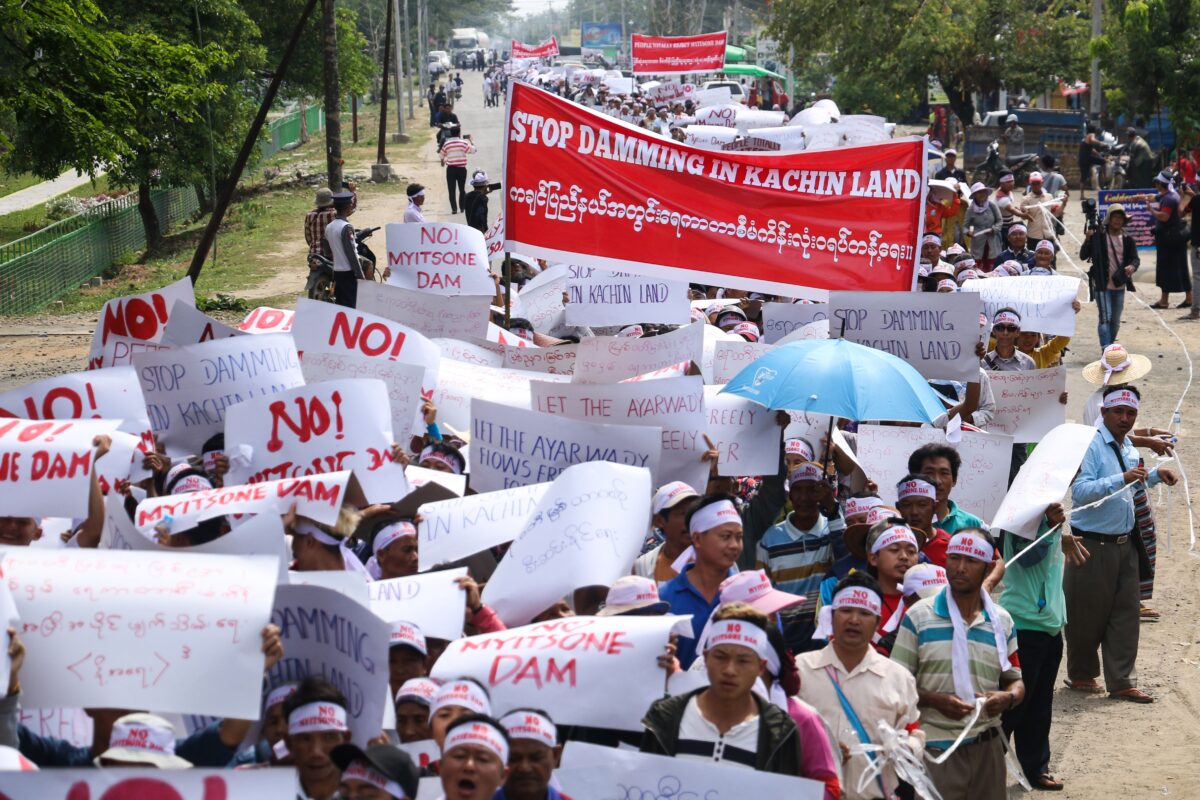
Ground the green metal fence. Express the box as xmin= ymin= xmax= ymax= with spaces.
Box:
xmin=0 ymin=186 xmax=200 ymax=315
xmin=261 ymin=106 xmax=325 ymax=158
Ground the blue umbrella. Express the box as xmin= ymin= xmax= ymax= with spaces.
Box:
xmin=720 ymin=339 xmax=947 ymax=423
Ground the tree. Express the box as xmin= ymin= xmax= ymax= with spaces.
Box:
xmin=322 ymin=0 xmax=344 ymax=190
xmin=768 ymin=0 xmax=1090 ymax=125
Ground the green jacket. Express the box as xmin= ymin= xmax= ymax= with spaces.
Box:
xmin=1000 ymin=518 xmax=1066 ymax=634
xmin=640 ymin=688 xmax=804 ymax=776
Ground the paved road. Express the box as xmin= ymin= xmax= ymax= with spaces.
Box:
xmin=0 ymin=170 xmax=105 ymax=216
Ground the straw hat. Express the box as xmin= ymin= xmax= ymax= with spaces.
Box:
xmin=1082 ymin=343 xmax=1151 ymax=386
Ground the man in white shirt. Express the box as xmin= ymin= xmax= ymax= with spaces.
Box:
xmin=323 ymin=191 xmax=361 ymax=309
xmin=404 ymin=183 xmax=427 ymax=223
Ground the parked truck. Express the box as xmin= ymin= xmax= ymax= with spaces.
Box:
xmin=450 ymin=28 xmax=491 ymax=69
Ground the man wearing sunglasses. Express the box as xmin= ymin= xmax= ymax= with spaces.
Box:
xmin=983 ymin=308 xmax=1036 ymax=372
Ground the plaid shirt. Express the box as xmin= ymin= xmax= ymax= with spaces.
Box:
xmin=304 ymin=208 xmax=336 ymax=258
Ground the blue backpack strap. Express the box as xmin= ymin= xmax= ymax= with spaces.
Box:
xmin=825 ymin=665 xmax=890 ymax=798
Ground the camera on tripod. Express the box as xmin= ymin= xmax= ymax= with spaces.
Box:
xmin=1081 ymin=197 xmax=1099 ymax=232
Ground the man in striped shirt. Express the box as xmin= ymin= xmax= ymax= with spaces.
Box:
xmin=756 ymin=461 xmax=844 ymax=652
xmin=438 ymin=126 xmax=476 ymax=214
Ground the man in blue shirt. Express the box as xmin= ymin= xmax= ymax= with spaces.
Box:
xmin=659 ymin=493 xmax=742 ymax=669
xmin=1064 ymin=385 xmax=1178 ymax=703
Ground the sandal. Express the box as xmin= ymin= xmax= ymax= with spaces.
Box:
xmin=1149 ymin=301 xmax=1170 ymax=309
xmin=1140 ymin=605 xmax=1161 ymax=620
xmin=1033 ymin=774 xmax=1065 ymax=791
xmin=1178 ymin=300 xmax=1194 ymax=308
xmin=1109 ymin=687 xmax=1154 ymax=703
xmin=1063 ymin=678 xmax=1103 ymax=694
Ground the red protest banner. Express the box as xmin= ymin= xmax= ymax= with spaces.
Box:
xmin=511 ymin=36 xmax=559 ymax=60
xmin=631 ymin=31 xmax=728 ymax=74
xmin=502 ymin=82 xmax=927 ymax=296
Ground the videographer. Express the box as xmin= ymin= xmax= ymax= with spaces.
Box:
xmin=1080 ymin=201 xmax=1140 ymax=348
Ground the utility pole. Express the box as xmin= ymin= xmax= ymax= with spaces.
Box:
xmin=321 ymin=0 xmax=343 ymax=190
xmin=373 ymin=0 xmax=393 ymax=180
xmin=1089 ymin=0 xmax=1102 ymax=120
xmin=390 ymin=0 xmax=408 ymax=140
xmin=403 ymin=0 xmax=414 ymax=120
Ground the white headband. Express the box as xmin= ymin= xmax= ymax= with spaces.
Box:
xmin=265 ymin=684 xmax=298 ymax=710
xmin=287 ymin=702 xmax=348 ymax=735
xmin=896 ymin=478 xmax=936 ymax=501
xmin=396 ymin=677 xmax=440 ymax=705
xmin=937 ymin=279 xmax=958 ymax=292
xmin=374 ymin=521 xmax=417 ymax=555
xmin=410 ymin=190 xmax=426 ymax=199
xmin=704 ymin=618 xmax=769 ymax=659
xmin=901 ymin=564 xmax=948 ymax=596
xmin=688 ymin=500 xmax=740 ymax=534
xmin=499 ymin=710 xmax=557 ymax=748
xmin=1102 ymin=389 xmax=1139 ymax=410
xmin=946 ymin=532 xmax=994 ymax=562
xmin=419 ymin=446 xmax=462 ymax=474
xmin=389 ymin=621 xmax=427 ymax=654
xmin=788 ymin=461 xmax=824 ymax=483
xmin=431 ymin=681 xmax=491 ymax=716
xmin=814 ymin=586 xmax=883 ymax=639
xmin=870 ymin=525 xmax=919 ymax=554
xmin=443 ymin=721 xmax=509 ymax=763
xmin=109 ymin=721 xmax=177 ymax=757
xmin=992 ymin=310 xmax=1021 ymax=327
xmin=171 ymin=474 xmax=214 ymax=495
xmin=294 ymin=520 xmax=372 ymax=579
xmin=342 ymin=759 xmax=406 ymax=798
xmin=843 ymin=496 xmax=882 ymax=519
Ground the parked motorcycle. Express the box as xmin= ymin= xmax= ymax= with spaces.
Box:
xmin=971 ymin=140 xmax=1041 ymax=186
xmin=1099 ymin=143 xmax=1129 ymax=190
xmin=305 ymin=226 xmax=380 ymax=302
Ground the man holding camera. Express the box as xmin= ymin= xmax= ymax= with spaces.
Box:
xmin=1080 ymin=203 xmax=1140 ymax=348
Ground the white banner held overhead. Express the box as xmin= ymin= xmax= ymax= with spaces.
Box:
xmin=761 ymin=302 xmax=829 ymax=343
xmin=573 ymin=322 xmax=704 ymax=383
xmin=2 ymin=546 xmax=277 ymax=718
xmin=481 ymin=461 xmax=651 ymax=624
xmin=992 ymin=423 xmax=1097 ymax=539
xmin=269 ymin=583 xmax=390 ymax=745
xmin=384 ymin=222 xmax=495 ymax=295
xmin=470 ymin=399 xmax=661 ymax=493
xmin=0 ymin=770 xmax=298 ymax=799
xmin=0 ymin=418 xmax=119 ymax=519
xmin=855 ymin=423 xmax=1014 ymax=521
xmin=88 ymin=277 xmax=195 ymax=370
xmin=961 ymin=275 xmax=1081 ymax=337
xmin=134 ymin=471 xmax=351 ymax=532
xmin=434 ymin=358 xmax=569 ymax=433
xmin=356 ymin=280 xmax=492 ymax=341
xmin=829 ymin=290 xmax=983 ymax=381
xmin=160 ymin=301 xmax=243 ymax=345
xmin=302 ymin=351 xmax=426 ymax=445
xmin=431 ymin=615 xmax=686 ymax=730
xmin=985 ymin=367 xmax=1067 ymax=444
xmin=417 ymin=483 xmax=548 ymax=571
xmin=224 ymin=379 xmax=408 ymax=505
xmin=529 ymin=375 xmax=708 ymax=491
xmin=368 ymin=567 xmax=468 ymax=641
xmin=133 ymin=333 xmax=305 ymax=457
xmin=565 ymin=265 xmax=690 ymax=326
xmin=704 ymin=386 xmax=781 ymax=477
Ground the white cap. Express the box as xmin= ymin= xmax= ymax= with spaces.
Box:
xmin=652 ymin=481 xmax=699 ymax=515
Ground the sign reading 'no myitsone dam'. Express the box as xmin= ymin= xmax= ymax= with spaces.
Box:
xmin=503 ymin=82 xmax=927 ymax=298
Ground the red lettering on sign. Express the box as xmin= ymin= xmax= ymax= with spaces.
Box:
xmin=265 ymin=391 xmax=344 ymax=453
xmin=488 ymin=655 xmax=578 ymax=689
xmin=328 ymin=312 xmax=407 ymax=361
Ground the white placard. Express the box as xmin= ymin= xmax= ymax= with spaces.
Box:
xmin=406 ymin=464 xmax=467 ymax=496
xmin=762 ymin=302 xmax=828 ymax=343
xmin=3 ymin=546 xmax=277 ymax=718
xmin=239 ymin=307 xmax=294 ymax=334
xmin=704 ymin=386 xmax=781 ymax=477
xmin=692 ymin=86 xmax=732 ymax=107
xmin=470 ymin=399 xmax=661 ymax=493
xmin=481 ymin=461 xmax=651 ymax=624
xmin=712 ymin=340 xmax=775 ymax=384
xmin=573 ymin=322 xmax=704 ymax=383
xmin=0 ymin=365 xmax=155 ymax=454
xmin=961 ymin=275 xmax=1081 ymax=337
xmin=855 ymin=424 xmax=1014 ymax=521
xmin=829 ymin=291 xmax=984 ymax=381
xmin=985 ymin=367 xmax=1067 ymax=443
xmin=160 ymin=301 xmax=242 ymax=345
xmin=269 ymin=583 xmax=390 ymax=745
xmin=418 ymin=483 xmax=549 ymax=571
xmin=291 ymin=299 xmax=441 ymax=401
xmin=682 ymin=124 xmax=740 ymax=149
xmin=356 ymin=280 xmax=492 ymax=340
xmin=746 ymin=125 xmax=808 ymax=151
xmin=0 ymin=770 xmax=297 ymax=798
xmin=529 ymin=375 xmax=708 ymax=490
xmin=88 ymin=277 xmax=195 ymax=369
xmin=432 ymin=615 xmax=685 ymax=729
xmin=434 ymin=358 xmax=569 ymax=433
xmin=558 ymin=742 xmax=824 ymax=800
xmin=646 ymin=81 xmax=695 ymax=103
xmin=992 ymin=423 xmax=1097 ymax=539
xmin=693 ymin=104 xmax=741 ymax=128
xmin=368 ymin=567 xmax=468 ymax=640
xmin=287 ymin=569 xmax=371 ymax=608
xmin=505 ymin=344 xmax=577 ymax=375
xmin=436 ymin=337 xmax=504 ymax=368
xmin=302 ymin=350 xmax=425 ymax=445
xmin=0 ymin=418 xmax=119 ymax=518
xmin=134 ymin=470 xmax=350 ymax=532
xmin=514 ymin=268 xmax=569 ymax=334
xmin=565 ymin=265 xmax=690 ymax=326
xmin=224 ymin=379 xmax=408 ymax=505
xmin=384 ymin=222 xmax=495 ymax=295
xmin=18 ymin=708 xmax=93 ymax=749
xmin=133 ymin=333 xmax=305 ymax=457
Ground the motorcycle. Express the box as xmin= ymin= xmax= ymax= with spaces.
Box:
xmin=305 ymin=226 xmax=380 ymax=302
xmin=971 ymin=140 xmax=1041 ymax=186
xmin=1100 ymin=142 xmax=1129 ymax=190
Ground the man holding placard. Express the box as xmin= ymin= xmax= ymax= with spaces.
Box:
xmin=1064 ymin=385 xmax=1179 ymax=703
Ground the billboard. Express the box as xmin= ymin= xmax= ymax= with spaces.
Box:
xmin=581 ymin=22 xmax=622 ymax=49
